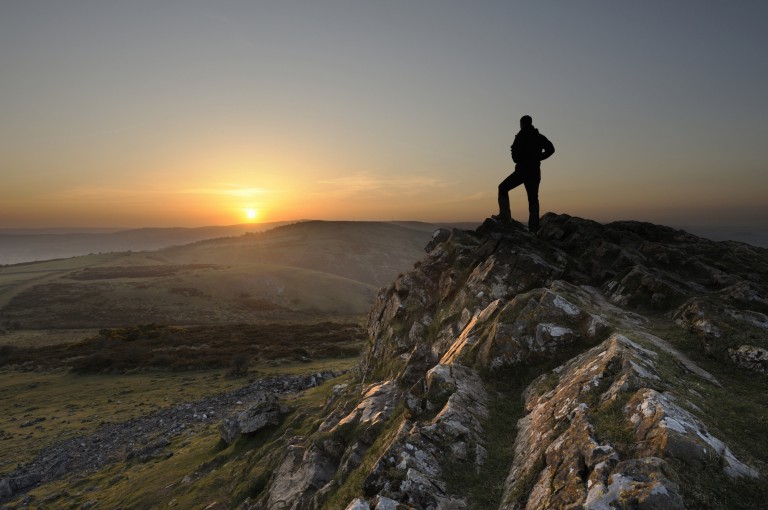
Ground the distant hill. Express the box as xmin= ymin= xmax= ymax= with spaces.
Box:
xmin=0 ymin=222 xmax=292 ymax=265
xmin=682 ymin=225 xmax=768 ymax=248
xmin=0 ymin=221 xmax=443 ymax=330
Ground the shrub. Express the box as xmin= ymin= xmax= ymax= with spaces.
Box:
xmin=0 ymin=344 xmax=20 ymax=361
xmin=149 ymin=353 xmax=175 ymax=367
xmin=228 ymin=353 xmax=250 ymax=377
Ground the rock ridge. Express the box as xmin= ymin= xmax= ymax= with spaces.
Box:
xmin=244 ymin=213 xmax=767 ymax=509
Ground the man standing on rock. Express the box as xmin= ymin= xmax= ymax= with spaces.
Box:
xmin=493 ymin=115 xmax=555 ymax=233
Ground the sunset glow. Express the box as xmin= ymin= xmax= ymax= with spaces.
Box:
xmin=1 ymin=2 xmax=766 ymax=231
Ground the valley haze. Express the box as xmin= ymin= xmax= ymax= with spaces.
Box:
xmin=0 ymin=221 xmax=459 ymax=338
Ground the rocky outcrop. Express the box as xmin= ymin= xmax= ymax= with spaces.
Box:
xmin=500 ymin=334 xmax=756 ymax=510
xmin=246 ymin=214 xmax=768 ymax=509
xmin=362 ymin=363 xmax=489 ymax=508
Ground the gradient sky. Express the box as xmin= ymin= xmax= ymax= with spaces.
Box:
xmin=2 ymin=1 xmax=767 ymax=228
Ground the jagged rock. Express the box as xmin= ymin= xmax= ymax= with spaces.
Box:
xmin=202 ymin=215 xmax=768 ymax=509
xmin=604 ymin=264 xmax=687 ymax=310
xmin=728 ymin=344 xmax=768 ymax=373
xmin=332 ymin=381 xmax=399 ymax=444
xmin=344 ymin=498 xmax=371 ymax=510
xmin=0 ymin=473 xmax=41 ymax=501
xmin=500 ymin=333 xmax=757 ymax=509
xmin=425 ymin=228 xmax=452 ymax=253
xmin=360 ymin=363 xmax=487 ymax=508
xmin=673 ymin=298 xmax=725 ymax=356
xmin=238 ymin=393 xmax=284 ymax=434
xmin=584 ymin=457 xmax=684 ymax=510
xmin=674 ymin=296 xmax=768 ymax=370
xmin=437 ymin=284 xmax=610 ymax=371
xmin=628 ymin=388 xmax=759 ymax=478
xmin=398 ymin=344 xmax=438 ymax=386
xmin=219 ymin=416 xmax=240 ymax=445
xmin=370 ymin=495 xmax=403 ymax=509
xmin=219 ymin=392 xmax=284 ymax=444
xmin=267 ymin=444 xmax=338 ymax=510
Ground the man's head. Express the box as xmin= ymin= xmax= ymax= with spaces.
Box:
xmin=520 ymin=115 xmax=533 ymax=129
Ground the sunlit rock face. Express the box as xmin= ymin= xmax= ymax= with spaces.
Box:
xmin=499 ymin=334 xmax=758 ymax=510
xmin=243 ymin=214 xmax=767 ymax=510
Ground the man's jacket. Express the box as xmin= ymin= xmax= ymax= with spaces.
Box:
xmin=512 ymin=127 xmax=555 ymax=166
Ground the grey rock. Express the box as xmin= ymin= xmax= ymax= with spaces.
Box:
xmin=237 ymin=393 xmax=283 ymax=435
xmin=219 ymin=392 xmax=285 ymax=445
xmin=219 ymin=416 xmax=240 ymax=445
xmin=372 ymin=495 xmax=401 ymax=510
xmin=267 ymin=444 xmax=337 ymax=510
xmin=585 ymin=458 xmax=683 ymax=510
xmin=344 ymin=498 xmax=371 ymax=510
xmin=728 ymin=344 xmax=768 ymax=374
xmin=501 ymin=333 xmax=758 ymax=509
xmin=425 ymin=228 xmax=452 ymax=253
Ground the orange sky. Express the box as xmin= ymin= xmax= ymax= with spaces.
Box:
xmin=2 ymin=2 xmax=767 ymax=229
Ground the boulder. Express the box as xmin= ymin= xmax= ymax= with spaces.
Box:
xmin=219 ymin=392 xmax=284 ymax=445
xmin=267 ymin=444 xmax=337 ymax=510
xmin=344 ymin=498 xmax=370 ymax=510
xmin=728 ymin=344 xmax=768 ymax=374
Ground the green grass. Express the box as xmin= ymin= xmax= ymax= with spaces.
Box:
xmin=0 ymin=369 xmax=240 ymax=472
xmin=0 ymin=356 xmax=359 ymax=477
xmin=625 ymin=321 xmax=768 ymax=509
xmin=7 ymin=367 xmax=359 ymax=509
xmin=668 ymin=457 xmax=768 ymax=510
xmin=589 ymin=393 xmax=635 ymax=458
xmin=644 ymin=323 xmax=768 ymax=470
xmin=443 ymin=390 xmax=524 ymax=509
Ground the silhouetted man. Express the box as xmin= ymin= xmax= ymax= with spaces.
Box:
xmin=494 ymin=115 xmax=554 ymax=233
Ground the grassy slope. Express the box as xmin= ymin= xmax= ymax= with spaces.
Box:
xmin=0 ymin=369 xmax=245 ymax=471
xmin=2 ymin=364 xmax=357 ymax=510
xmin=0 ymin=221 xmax=432 ymax=334
xmin=5 ymin=319 xmax=767 ymax=509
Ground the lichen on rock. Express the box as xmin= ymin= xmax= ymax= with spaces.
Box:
xmin=242 ymin=215 xmax=768 ymax=510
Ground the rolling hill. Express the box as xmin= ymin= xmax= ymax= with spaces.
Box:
xmin=0 ymin=222 xmax=292 ymax=266
xmin=0 ymin=221 xmax=443 ymax=334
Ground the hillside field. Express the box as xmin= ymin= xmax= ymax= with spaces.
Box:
xmin=0 ymin=221 xmax=443 ymax=343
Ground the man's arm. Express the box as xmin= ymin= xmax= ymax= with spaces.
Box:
xmin=539 ymin=135 xmax=555 ymax=161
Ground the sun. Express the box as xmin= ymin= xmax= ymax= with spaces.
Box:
xmin=245 ymin=208 xmax=258 ymax=222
